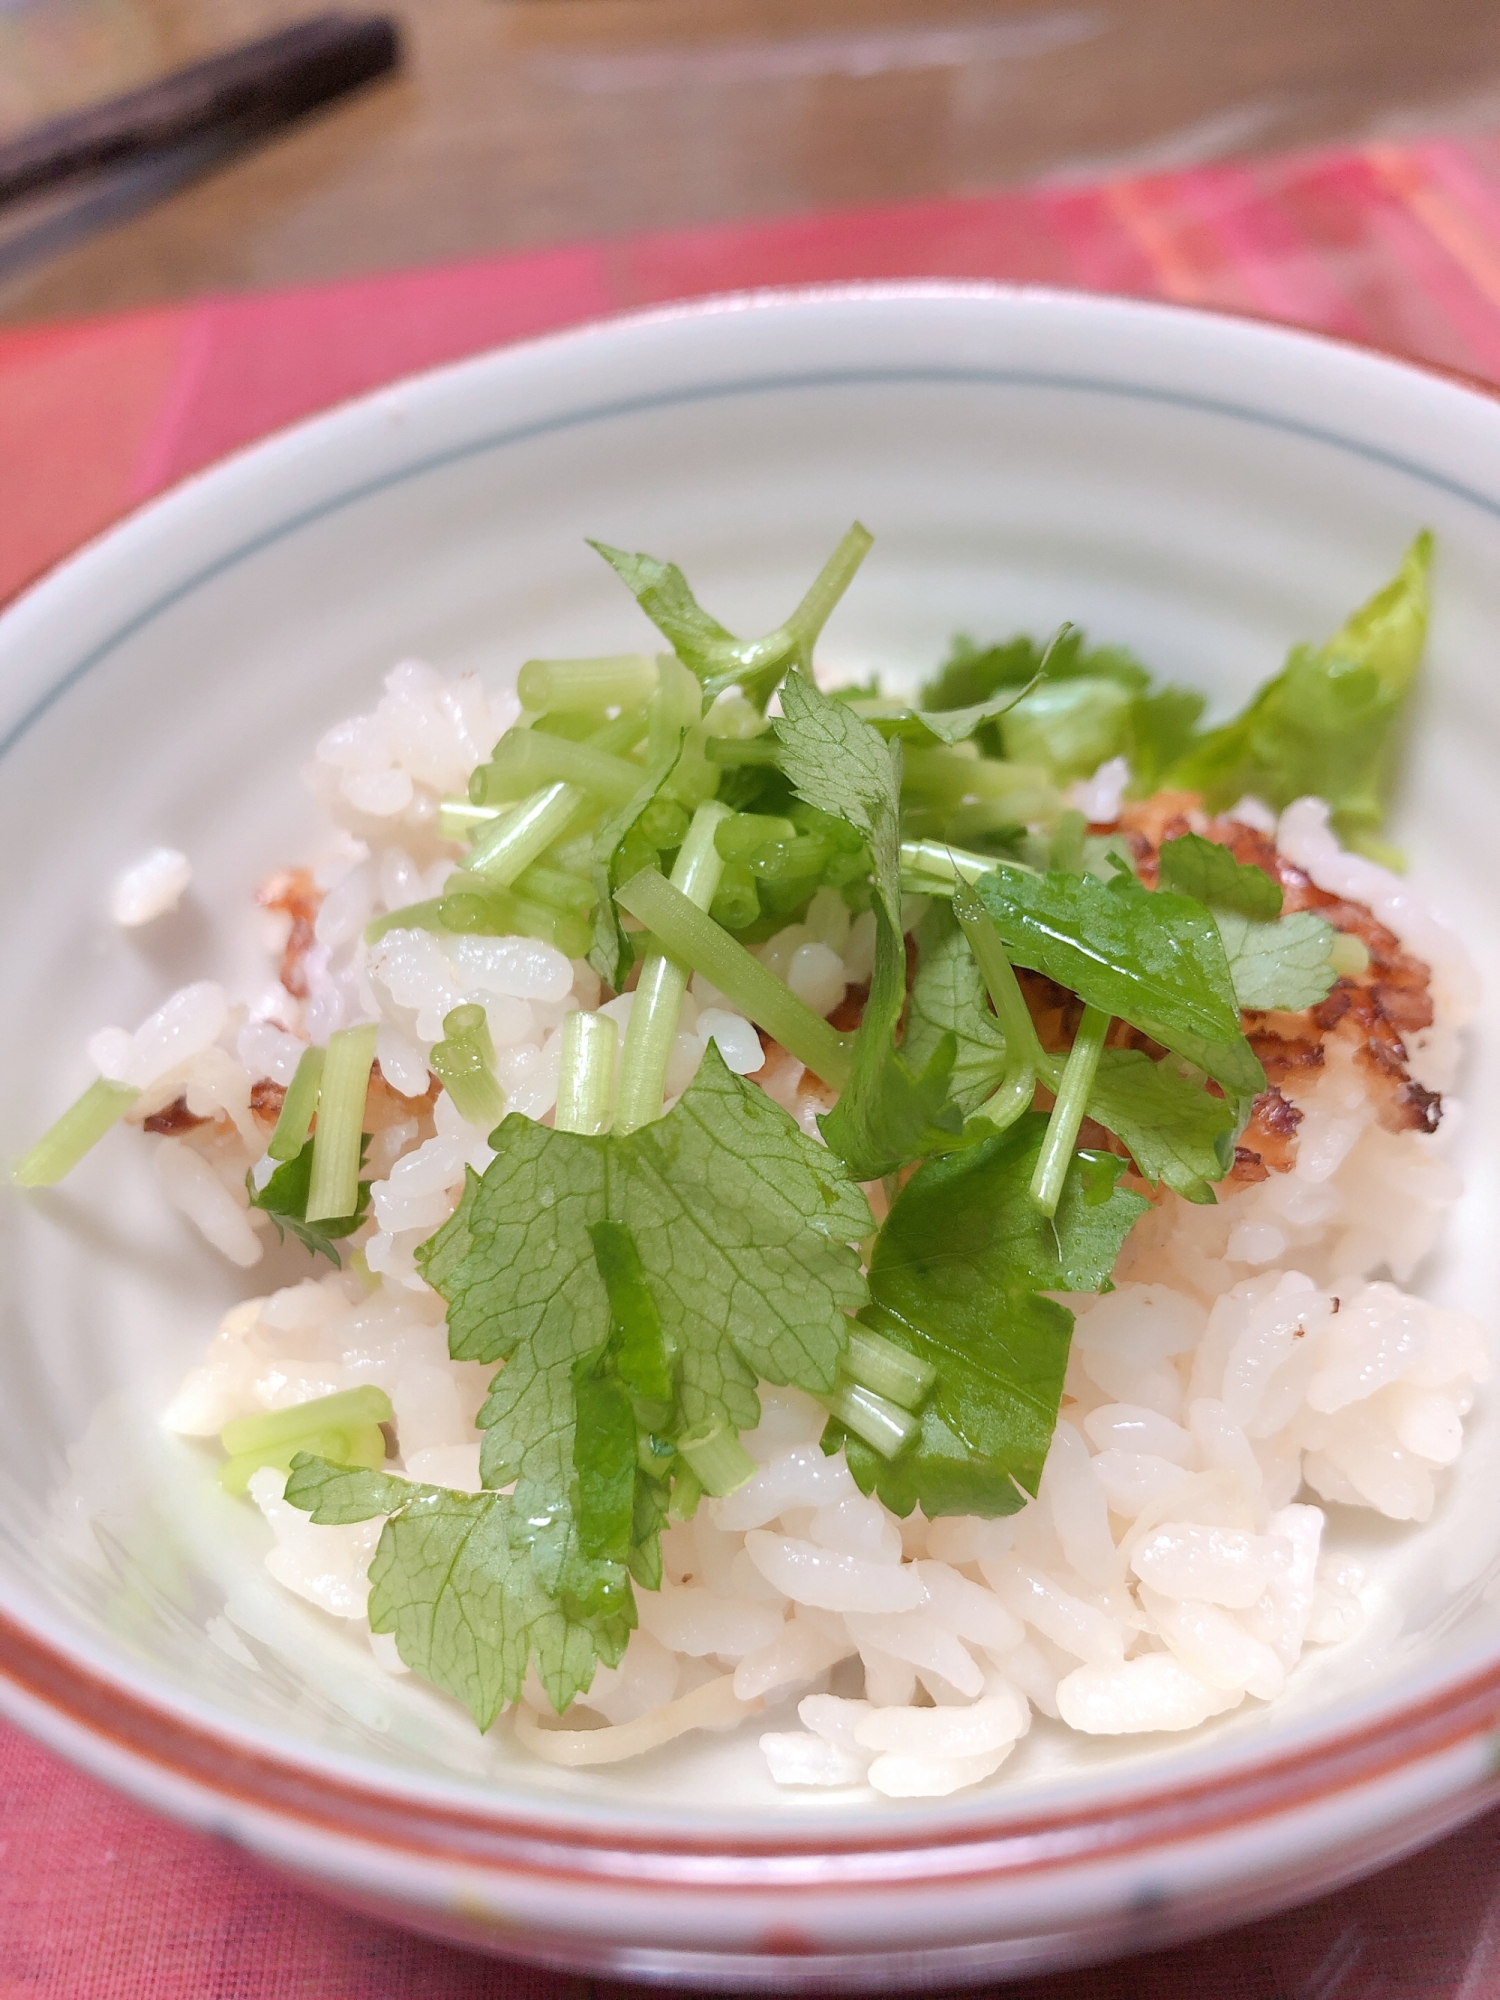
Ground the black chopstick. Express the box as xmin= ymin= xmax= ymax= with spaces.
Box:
xmin=0 ymin=12 xmax=401 ymax=211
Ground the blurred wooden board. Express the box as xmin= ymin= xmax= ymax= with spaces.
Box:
xmin=2 ymin=0 xmax=1500 ymax=323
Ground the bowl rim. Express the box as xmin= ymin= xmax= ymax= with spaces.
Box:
xmin=3 ymin=276 xmax=1500 ymax=1894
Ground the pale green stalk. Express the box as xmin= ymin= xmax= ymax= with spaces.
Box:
xmin=12 ymin=1076 xmax=139 ymax=1187
xmin=614 ymin=869 xmax=852 ymax=1087
xmin=305 ymin=1023 xmax=377 ymax=1222
xmin=613 ymin=802 xmax=730 ymax=1133
xmin=267 ymin=1045 xmax=325 ymax=1162
xmin=554 ymin=1010 xmax=618 ymax=1136
xmin=517 ymin=653 xmax=658 ymax=713
xmin=822 ymin=1380 xmax=920 ymax=1459
xmin=675 ymin=1419 xmax=756 ymax=1498
xmin=1030 ymin=1004 xmax=1110 ymax=1217
xmin=466 ymin=780 xmax=586 ymax=886
xmin=842 ymin=1327 xmax=935 ymax=1411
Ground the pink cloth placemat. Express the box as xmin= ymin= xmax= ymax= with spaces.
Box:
xmin=6 ymin=135 xmax=1500 ymax=1993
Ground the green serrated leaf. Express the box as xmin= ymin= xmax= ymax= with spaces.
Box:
xmin=1157 ymin=832 xmax=1283 ymax=920
xmin=1215 ymin=908 xmax=1338 ymax=1012
xmin=904 ymin=904 xmax=1011 ymax=1116
xmin=972 ymin=866 xmax=1264 ymax=1098
xmin=247 ymin=1135 xmax=369 ymax=1267
xmin=1087 ymin=1048 xmax=1238 ymax=1202
xmin=1166 ymin=533 xmax=1431 ymax=842
xmin=408 ymin=1047 xmax=871 ymax=1704
xmin=831 ymin=1117 xmax=1149 ymax=1518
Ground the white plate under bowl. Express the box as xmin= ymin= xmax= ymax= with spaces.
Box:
xmin=2 ymin=285 xmax=1500 ymax=1989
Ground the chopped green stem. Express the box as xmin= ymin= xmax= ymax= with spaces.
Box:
xmin=471 ymin=733 xmax=643 ymax=810
xmin=221 ymin=1386 xmax=394 ymax=1456
xmin=513 ymin=862 xmax=594 ymax=915
xmin=517 ymin=653 xmax=658 ymax=713
xmin=220 ymin=1424 xmax=386 ymax=1495
xmin=613 ymin=803 xmax=730 ymax=1133
xmin=219 ymin=1385 xmax=392 ymax=1495
xmin=267 ymin=1045 xmax=325 ymax=1162
xmin=1030 ymin=1005 xmax=1111 ymax=1217
xmin=713 ymin=812 xmax=796 ymax=859
xmin=899 ymin=838 xmax=1038 ymax=895
xmin=431 ymin=1005 xmax=507 ymax=1130
xmin=675 ymin=1419 xmax=756 ymax=1498
xmin=306 ymin=1023 xmax=377 ymax=1223
xmin=648 ymin=655 xmax=703 ymax=763
xmin=365 ymin=897 xmax=447 ymax=943
xmin=614 ymin=869 xmax=852 ymax=1087
xmin=707 ymin=522 xmax=874 ymax=707
xmin=902 ymin=796 xmax=1059 ymax=840
xmin=977 ymin=1064 xmax=1038 ymax=1133
xmin=901 ymin=749 xmax=1054 ymax=803
xmin=705 ymin=737 xmax=782 ymax=766
xmin=842 ymin=1327 xmax=936 ymax=1412
xmin=785 ymin=521 xmax=875 ymax=655
xmin=13 ymin=1075 xmax=140 ymax=1187
xmin=467 ymin=781 xmax=586 ymax=885
xmin=438 ymin=797 xmax=505 ymax=840
xmin=953 ymin=889 xmax=1046 ymax=1071
xmin=822 ymin=1380 xmax=920 ymax=1460
xmin=554 ymin=1010 xmax=618 ymax=1136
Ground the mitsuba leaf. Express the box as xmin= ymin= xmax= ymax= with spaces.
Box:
xmin=1167 ymin=533 xmax=1431 ymax=847
xmin=774 ymin=671 xmax=975 ymax=1178
xmin=248 ymin=1136 xmax=370 ymax=1267
xmin=828 ymin=1116 xmax=1149 ymax=1518
xmin=590 ymin=525 xmax=872 ymax=709
xmin=904 ymin=905 xmax=1010 ymax=1116
xmin=1086 ymin=1049 xmax=1237 ymax=1203
xmin=283 ymin=1458 xmax=628 ymax=1726
xmin=408 ymin=1046 xmax=871 ymax=1705
xmin=1157 ymin=832 xmax=1283 ymax=920
xmin=1216 ymin=909 xmax=1338 ymax=1012
xmin=972 ymin=865 xmax=1265 ymax=1098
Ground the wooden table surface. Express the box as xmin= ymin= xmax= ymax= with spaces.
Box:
xmin=2 ymin=0 xmax=1500 ymax=324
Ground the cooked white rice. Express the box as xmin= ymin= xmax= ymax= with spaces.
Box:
xmin=126 ymin=658 xmax=1487 ymax=1800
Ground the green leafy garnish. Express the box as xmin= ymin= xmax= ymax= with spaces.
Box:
xmin=773 ymin=671 xmax=972 ymax=1179
xmin=587 ymin=743 xmax=686 ymax=991
xmin=1166 ymin=533 xmax=1430 ymax=849
xmin=904 ymin=905 xmax=1012 ymax=1117
xmin=1157 ymin=832 xmax=1283 ymax=919
xmin=283 ymin=1459 xmax=621 ymax=1726
xmin=972 ymin=866 xmax=1264 ymax=1098
xmin=248 ymin=1136 xmax=370 ymax=1266
xmin=1215 ymin=909 xmax=1338 ymax=1012
xmin=590 ymin=525 xmax=872 ymax=709
xmin=386 ymin=1047 xmax=871 ymax=1709
xmin=827 ymin=1116 xmax=1148 ymax=1518
xmin=1086 ymin=1050 xmax=1237 ymax=1203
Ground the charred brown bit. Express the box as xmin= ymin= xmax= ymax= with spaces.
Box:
xmin=258 ymin=867 xmax=322 ymax=999
xmin=143 ymin=1095 xmax=210 ymax=1136
xmin=250 ymin=1078 xmax=286 ymax=1126
xmin=1101 ymin=793 xmax=1444 ymax=1158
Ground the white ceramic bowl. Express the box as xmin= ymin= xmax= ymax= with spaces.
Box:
xmin=3 ymin=286 xmax=1500 ymax=1990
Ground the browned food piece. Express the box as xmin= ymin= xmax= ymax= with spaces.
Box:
xmin=143 ymin=1095 xmax=210 ymax=1135
xmin=257 ymin=866 xmax=322 ymax=999
xmin=250 ymin=1077 xmax=286 ymax=1126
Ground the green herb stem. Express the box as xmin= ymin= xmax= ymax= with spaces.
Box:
xmin=517 ymin=653 xmax=658 ymax=714
xmin=306 ymin=1023 xmax=377 ymax=1223
xmin=899 ymin=838 xmax=1037 ymax=895
xmin=648 ymin=655 xmax=703 ymax=764
xmin=431 ymin=1005 xmax=507 ymax=1130
xmin=470 ymin=732 xmax=644 ymax=811
xmin=512 ymin=862 xmax=594 ymax=915
xmin=555 ymin=1010 xmax=618 ymax=1135
xmin=1029 ymin=1004 xmax=1111 ymax=1217
xmin=705 ymin=738 xmax=782 ymax=767
xmin=842 ymin=1326 xmax=936 ymax=1411
xmin=365 ymin=897 xmax=449 ymax=943
xmin=466 ymin=781 xmax=587 ymax=886
xmin=977 ymin=1064 xmax=1039 ymax=1133
xmin=267 ymin=1045 xmax=325 ymax=1162
xmin=220 ymin=1424 xmax=386 ymax=1494
xmin=675 ymin=1418 xmax=756 ymax=1498
xmin=614 ymin=868 xmax=852 ymax=1087
xmin=901 ymin=749 xmax=1053 ymax=804
xmin=822 ymin=1380 xmax=920 ymax=1459
xmin=613 ymin=803 xmax=730 ymax=1133
xmin=714 ymin=812 xmax=796 ymax=860
xmin=954 ymin=889 xmax=1046 ymax=1072
xmin=221 ymin=1385 xmax=394 ymax=1456
xmin=13 ymin=1075 xmax=140 ymax=1187
xmin=437 ymin=798 xmax=504 ymax=841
